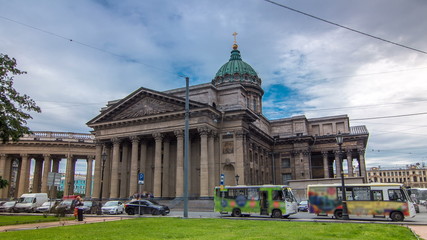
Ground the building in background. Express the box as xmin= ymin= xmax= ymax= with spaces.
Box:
xmin=368 ymin=164 xmax=427 ymax=188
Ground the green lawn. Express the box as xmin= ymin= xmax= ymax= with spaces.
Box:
xmin=0 ymin=215 xmax=73 ymax=227
xmin=0 ymin=217 xmax=417 ymax=240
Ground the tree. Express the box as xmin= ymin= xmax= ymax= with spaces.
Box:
xmin=0 ymin=54 xmax=41 ymax=143
xmin=0 ymin=176 xmax=8 ymax=189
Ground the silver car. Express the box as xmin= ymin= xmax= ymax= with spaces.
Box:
xmin=102 ymin=201 xmax=124 ymax=214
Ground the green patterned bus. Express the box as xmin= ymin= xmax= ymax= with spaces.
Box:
xmin=214 ymin=185 xmax=298 ymax=218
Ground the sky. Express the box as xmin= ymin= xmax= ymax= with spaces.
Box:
xmin=1 ymin=0 xmax=427 ymax=172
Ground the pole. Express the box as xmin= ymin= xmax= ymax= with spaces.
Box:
xmin=184 ymin=76 xmax=190 ymax=218
xmin=339 ymin=142 xmax=349 ymax=220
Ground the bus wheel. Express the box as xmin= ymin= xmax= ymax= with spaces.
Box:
xmin=232 ymin=208 xmax=242 ymax=217
xmin=272 ymin=209 xmax=282 ymax=218
xmin=390 ymin=212 xmax=404 ymax=222
xmin=334 ymin=210 xmax=343 ymax=220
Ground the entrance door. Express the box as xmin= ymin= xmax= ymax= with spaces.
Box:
xmin=260 ymin=191 xmax=268 ymax=215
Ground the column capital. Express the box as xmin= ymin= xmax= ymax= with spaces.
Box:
xmin=43 ymin=153 xmax=51 ymax=158
xmin=87 ymin=155 xmax=95 ymax=160
xmin=174 ymin=129 xmax=184 ymax=138
xmin=358 ymin=148 xmax=366 ymax=154
xmin=321 ymin=151 xmax=329 ymax=157
xmin=130 ymin=135 xmax=140 ymax=143
xmin=20 ymin=153 xmax=28 ymax=158
xmin=112 ymin=137 xmax=121 ymax=145
xmin=198 ymin=127 xmax=210 ymax=136
xmin=152 ymin=132 xmax=163 ymax=141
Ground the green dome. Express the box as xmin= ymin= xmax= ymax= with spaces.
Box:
xmin=212 ymin=44 xmax=261 ymax=87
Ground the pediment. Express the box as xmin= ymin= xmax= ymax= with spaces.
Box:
xmin=112 ymin=96 xmax=184 ymax=120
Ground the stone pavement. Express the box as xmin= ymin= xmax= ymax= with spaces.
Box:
xmin=0 ymin=216 xmax=124 ymax=232
xmin=408 ymin=225 xmax=427 ymax=240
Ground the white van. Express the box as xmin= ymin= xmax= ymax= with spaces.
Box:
xmin=14 ymin=193 xmax=48 ymax=213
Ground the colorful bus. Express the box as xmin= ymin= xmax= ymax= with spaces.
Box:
xmin=308 ymin=183 xmax=416 ymax=221
xmin=214 ymin=185 xmax=298 ymax=218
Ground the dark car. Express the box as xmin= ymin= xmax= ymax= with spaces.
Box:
xmin=55 ymin=199 xmax=76 ymax=214
xmin=125 ymin=199 xmax=170 ymax=216
xmin=0 ymin=201 xmax=16 ymax=212
xmin=81 ymin=201 xmax=97 ymax=214
xmin=298 ymin=200 xmax=308 ymax=212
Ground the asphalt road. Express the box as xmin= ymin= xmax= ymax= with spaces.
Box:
xmin=165 ymin=206 xmax=427 ymax=224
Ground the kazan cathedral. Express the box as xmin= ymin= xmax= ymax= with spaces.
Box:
xmin=87 ymin=41 xmax=369 ymax=200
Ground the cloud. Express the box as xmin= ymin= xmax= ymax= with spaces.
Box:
xmin=1 ymin=0 xmax=426 ymax=170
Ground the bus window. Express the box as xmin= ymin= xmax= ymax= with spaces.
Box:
xmin=248 ymin=188 xmax=259 ymax=200
xmin=353 ymin=187 xmax=370 ymax=200
xmin=388 ymin=189 xmax=405 ymax=202
xmin=272 ymin=190 xmax=283 ymax=200
xmin=372 ymin=190 xmax=383 ymax=201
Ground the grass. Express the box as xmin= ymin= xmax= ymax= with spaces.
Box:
xmin=0 ymin=215 xmax=74 ymax=227
xmin=0 ymin=217 xmax=417 ymax=240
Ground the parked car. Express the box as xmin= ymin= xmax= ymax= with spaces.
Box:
xmin=102 ymin=201 xmax=124 ymax=215
xmin=0 ymin=201 xmax=17 ymax=212
xmin=298 ymin=200 xmax=308 ymax=212
xmin=81 ymin=201 xmax=97 ymax=214
xmin=125 ymin=199 xmax=170 ymax=216
xmin=55 ymin=199 xmax=76 ymax=214
xmin=36 ymin=201 xmax=58 ymax=213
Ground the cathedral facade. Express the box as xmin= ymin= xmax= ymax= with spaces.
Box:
xmin=87 ymin=43 xmax=369 ymax=200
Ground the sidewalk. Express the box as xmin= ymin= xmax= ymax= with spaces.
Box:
xmin=0 ymin=216 xmax=124 ymax=232
xmin=408 ymin=225 xmax=427 ymax=240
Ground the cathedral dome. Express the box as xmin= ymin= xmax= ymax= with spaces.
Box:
xmin=212 ymin=44 xmax=262 ymax=87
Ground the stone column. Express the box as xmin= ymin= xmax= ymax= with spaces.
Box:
xmin=0 ymin=154 xmax=7 ymax=198
xmin=103 ymin=145 xmax=112 ymax=199
xmin=129 ymin=136 xmax=140 ymax=197
xmin=110 ymin=138 xmax=121 ymax=199
xmin=120 ymin=142 xmax=130 ymax=198
xmin=92 ymin=142 xmax=103 ymax=200
xmin=41 ymin=154 xmax=51 ymax=193
xmin=162 ymin=137 xmax=170 ymax=198
xmin=32 ymin=158 xmax=43 ymax=193
xmin=63 ymin=155 xmax=72 ymax=196
xmin=198 ymin=127 xmax=209 ymax=197
xmin=175 ymin=130 xmax=184 ymax=198
xmin=51 ymin=157 xmax=61 ymax=198
xmin=334 ymin=151 xmax=341 ymax=178
xmin=208 ymin=131 xmax=216 ymax=197
xmin=346 ymin=150 xmax=353 ymax=177
xmin=139 ymin=140 xmax=147 ymax=193
xmin=17 ymin=154 xmax=29 ymax=196
xmin=235 ymin=130 xmax=246 ymax=184
xmin=358 ymin=149 xmax=367 ymax=182
xmin=152 ymin=132 xmax=163 ymax=198
xmin=322 ymin=151 xmax=329 ymax=178
xmin=85 ymin=156 xmax=94 ymax=197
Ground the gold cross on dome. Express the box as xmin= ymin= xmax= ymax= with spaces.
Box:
xmin=232 ymin=32 xmax=238 ymax=44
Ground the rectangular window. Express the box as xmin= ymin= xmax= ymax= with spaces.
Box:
xmin=353 ymin=187 xmax=370 ymax=200
xmin=281 ymin=158 xmax=290 ymax=168
xmin=388 ymin=189 xmax=405 ymax=202
xmin=282 ymin=173 xmax=292 ymax=185
xmin=372 ymin=190 xmax=383 ymax=201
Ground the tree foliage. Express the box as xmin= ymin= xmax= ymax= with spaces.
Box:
xmin=0 ymin=53 xmax=41 ymax=143
xmin=0 ymin=176 xmax=8 ymax=189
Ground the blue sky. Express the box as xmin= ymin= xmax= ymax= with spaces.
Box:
xmin=1 ymin=0 xmax=427 ymax=172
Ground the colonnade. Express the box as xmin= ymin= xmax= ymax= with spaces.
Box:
xmin=321 ymin=149 xmax=366 ymax=179
xmin=0 ymin=153 xmax=94 ymax=199
xmin=92 ymin=127 xmax=218 ymax=200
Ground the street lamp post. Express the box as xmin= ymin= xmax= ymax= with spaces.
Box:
xmin=235 ymin=174 xmax=240 ymax=185
xmin=97 ymin=151 xmax=107 ymax=215
xmin=336 ymin=131 xmax=349 ymax=220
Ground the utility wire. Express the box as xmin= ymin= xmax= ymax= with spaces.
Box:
xmin=0 ymin=15 xmax=187 ymax=78
xmin=263 ymin=0 xmax=427 ymax=55
xmin=352 ymin=112 xmax=427 ymax=121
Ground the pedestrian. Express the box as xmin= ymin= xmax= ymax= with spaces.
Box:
xmin=75 ymin=196 xmax=84 ymax=221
